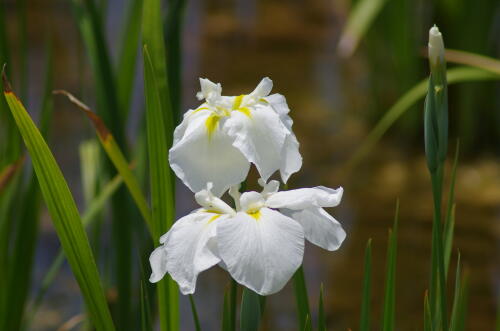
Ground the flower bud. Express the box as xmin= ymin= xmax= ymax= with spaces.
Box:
xmin=428 ymin=25 xmax=445 ymax=69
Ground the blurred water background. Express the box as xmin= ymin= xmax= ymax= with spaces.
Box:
xmin=3 ymin=0 xmax=500 ymax=329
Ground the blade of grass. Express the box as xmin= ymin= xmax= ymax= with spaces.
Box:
xmin=143 ymin=0 xmax=178 ymax=328
xmin=116 ymin=0 xmax=143 ymax=120
xmin=449 ymin=263 xmax=469 ymax=331
xmin=293 ymin=266 xmax=311 ymax=330
xmin=444 ymin=142 xmax=459 ymax=275
xmin=337 ymin=0 xmax=388 ymax=57
xmin=381 ymin=200 xmax=399 ymax=331
xmin=345 ymin=67 xmax=499 ymax=171
xmin=360 ymin=239 xmax=372 ymax=331
xmin=318 ymin=284 xmax=326 ymax=331
xmin=164 ymin=0 xmax=187 ymax=122
xmin=240 ymin=288 xmax=261 ymax=331
xmin=24 ymin=169 xmax=123 ymax=330
xmin=140 ymin=282 xmax=153 ymax=331
xmin=303 ymin=314 xmax=312 ymax=331
xmin=449 ymin=252 xmax=462 ymax=331
xmin=221 ymin=279 xmax=238 ymax=331
xmin=2 ymin=68 xmax=115 ymax=330
xmin=188 ymin=295 xmax=201 ymax=331
xmin=423 ymin=291 xmax=433 ymax=331
xmin=55 ymin=90 xmax=153 ymax=234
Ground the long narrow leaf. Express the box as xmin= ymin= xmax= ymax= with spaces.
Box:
xmin=240 ymin=288 xmax=261 ymax=331
xmin=143 ymin=1 xmax=178 ymax=328
xmin=293 ymin=266 xmax=311 ymax=330
xmin=444 ymin=142 xmax=459 ymax=275
xmin=55 ymin=90 xmax=153 ymax=234
xmin=221 ymin=280 xmax=238 ymax=331
xmin=345 ymin=67 xmax=499 ymax=171
xmin=0 ymin=156 xmax=25 ymax=194
xmin=359 ymin=239 xmax=372 ymax=331
xmin=318 ymin=284 xmax=326 ymax=331
xmin=423 ymin=291 xmax=433 ymax=331
xmin=381 ymin=201 xmax=399 ymax=331
xmin=24 ymin=168 xmax=123 ymax=329
xmin=2 ymin=69 xmax=115 ymax=330
xmin=189 ymin=295 xmax=201 ymax=331
xmin=117 ymin=0 xmax=143 ymax=120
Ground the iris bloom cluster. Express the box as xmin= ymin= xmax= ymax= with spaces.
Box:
xmin=150 ymin=78 xmax=346 ymax=296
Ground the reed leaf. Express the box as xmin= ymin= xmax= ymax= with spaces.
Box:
xmin=381 ymin=201 xmax=399 ymax=331
xmin=318 ymin=283 xmax=326 ymax=331
xmin=189 ymin=295 xmax=202 ymax=331
xmin=55 ymin=90 xmax=153 ymax=234
xmin=240 ymin=288 xmax=261 ymax=331
xmin=423 ymin=291 xmax=433 ymax=331
xmin=360 ymin=239 xmax=372 ymax=331
xmin=221 ymin=280 xmax=238 ymax=331
xmin=444 ymin=142 xmax=459 ymax=275
xmin=346 ymin=67 xmax=499 ymax=171
xmin=2 ymin=69 xmax=115 ymax=330
xmin=293 ymin=266 xmax=311 ymax=330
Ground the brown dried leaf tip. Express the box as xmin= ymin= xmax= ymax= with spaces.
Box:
xmin=1 ymin=64 xmax=13 ymax=93
xmin=0 ymin=155 xmax=26 ymax=193
xmin=53 ymin=90 xmax=111 ymax=141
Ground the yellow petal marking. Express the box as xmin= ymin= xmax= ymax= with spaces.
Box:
xmin=236 ymin=107 xmax=251 ymax=118
xmin=232 ymin=94 xmax=245 ymax=109
xmin=247 ymin=210 xmax=261 ymax=221
xmin=205 ymin=113 xmax=220 ymax=138
xmin=207 ymin=214 xmax=221 ymax=224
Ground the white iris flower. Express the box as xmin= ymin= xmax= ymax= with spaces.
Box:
xmin=149 ymin=180 xmax=345 ymax=296
xmin=169 ymin=77 xmax=302 ymax=196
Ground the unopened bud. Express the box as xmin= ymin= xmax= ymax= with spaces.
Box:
xmin=428 ymin=25 xmax=445 ymax=68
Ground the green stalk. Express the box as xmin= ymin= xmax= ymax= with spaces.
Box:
xmin=359 ymin=239 xmax=372 ymax=331
xmin=292 ymin=266 xmax=311 ymax=330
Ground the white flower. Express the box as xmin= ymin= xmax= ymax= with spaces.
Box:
xmin=169 ymin=77 xmax=302 ymax=197
xmin=149 ymin=180 xmax=345 ymax=296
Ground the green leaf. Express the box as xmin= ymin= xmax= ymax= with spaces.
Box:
xmin=189 ymin=295 xmax=201 ymax=331
xmin=359 ymin=239 xmax=372 ymax=331
xmin=337 ymin=0 xmax=388 ymax=57
xmin=303 ymin=314 xmax=312 ymax=331
xmin=116 ymin=0 xmax=143 ymax=120
xmin=318 ymin=284 xmax=326 ymax=331
xmin=346 ymin=67 xmax=499 ymax=171
xmin=55 ymin=90 xmax=153 ymax=234
xmin=142 ymin=0 xmax=178 ymax=329
xmin=449 ymin=253 xmax=468 ymax=331
xmin=423 ymin=291 xmax=433 ymax=331
xmin=293 ymin=266 xmax=311 ymax=330
xmin=444 ymin=142 xmax=459 ymax=275
xmin=381 ymin=200 xmax=399 ymax=331
xmin=240 ymin=288 xmax=261 ymax=331
xmin=140 ymin=282 xmax=153 ymax=331
xmin=24 ymin=168 xmax=123 ymax=329
xmin=0 ymin=156 xmax=25 ymax=195
xmin=221 ymin=280 xmax=238 ymax=331
xmin=2 ymin=69 xmax=115 ymax=330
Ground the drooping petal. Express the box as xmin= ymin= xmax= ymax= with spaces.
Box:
xmin=265 ymin=186 xmax=343 ymax=210
xmin=149 ymin=246 xmax=167 ymax=283
xmin=216 ymin=208 xmax=304 ymax=295
xmin=169 ymin=113 xmax=250 ymax=196
xmin=279 ymin=132 xmax=302 ymax=183
xmin=225 ymin=106 xmax=288 ymax=181
xmin=283 ymin=207 xmax=346 ymax=251
xmin=152 ymin=211 xmax=224 ymax=295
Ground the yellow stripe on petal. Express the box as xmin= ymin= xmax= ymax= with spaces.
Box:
xmin=232 ymin=94 xmax=245 ymax=110
xmin=205 ymin=114 xmax=220 ymax=138
xmin=236 ymin=107 xmax=252 ymax=118
xmin=207 ymin=214 xmax=221 ymax=224
xmin=247 ymin=210 xmax=261 ymax=220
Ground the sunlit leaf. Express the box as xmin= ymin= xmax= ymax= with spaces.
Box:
xmin=2 ymin=69 xmax=115 ymax=331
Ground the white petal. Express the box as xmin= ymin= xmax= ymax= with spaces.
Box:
xmin=161 ymin=212 xmax=224 ymax=294
xmin=198 ymin=78 xmax=222 ymax=103
xmin=225 ymin=106 xmax=287 ymax=181
xmin=149 ymin=246 xmax=167 ymax=283
xmin=266 ymin=186 xmax=343 ymax=210
xmin=217 ymin=208 xmax=304 ymax=295
xmin=169 ymin=113 xmax=250 ymax=196
xmin=243 ymin=77 xmax=273 ymax=106
xmin=283 ymin=207 xmax=346 ymax=251
xmin=173 ymin=107 xmax=210 ymax=145
xmin=265 ymin=93 xmax=290 ymax=116
xmin=280 ymin=132 xmax=302 ymax=183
